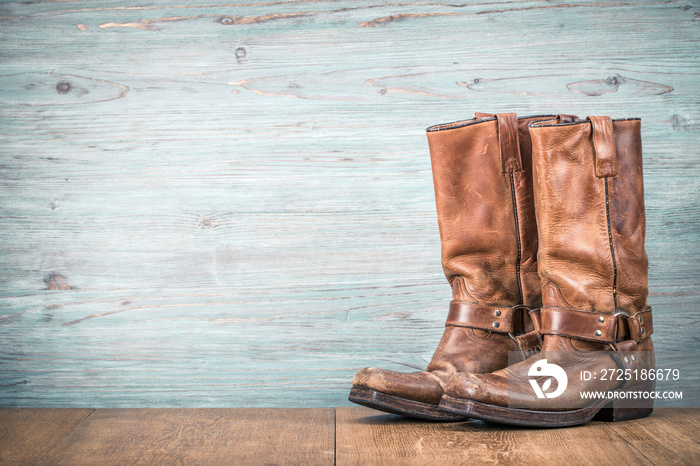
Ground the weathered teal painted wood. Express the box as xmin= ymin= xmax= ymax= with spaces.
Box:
xmin=0 ymin=0 xmax=698 ymax=408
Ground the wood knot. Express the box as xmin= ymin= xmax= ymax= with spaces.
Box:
xmin=56 ymin=81 xmax=72 ymax=94
xmin=235 ymin=47 xmax=247 ymax=62
xmin=44 ymin=273 xmax=74 ymax=290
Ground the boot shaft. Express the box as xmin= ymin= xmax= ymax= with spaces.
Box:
xmin=529 ymin=117 xmax=649 ymax=315
xmin=426 ymin=114 xmax=550 ymax=307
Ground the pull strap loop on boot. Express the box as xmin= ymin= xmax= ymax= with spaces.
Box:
xmin=556 ymin=114 xmax=579 ymax=123
xmin=496 ymin=113 xmax=523 ymax=173
xmin=588 ymin=116 xmax=618 ymax=177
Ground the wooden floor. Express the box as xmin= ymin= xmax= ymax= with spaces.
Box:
xmin=1 ymin=407 xmax=698 ymax=465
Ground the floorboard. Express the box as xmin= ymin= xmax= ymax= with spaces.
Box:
xmin=35 ymin=408 xmax=335 ymax=466
xmin=0 ymin=408 xmax=94 ymax=465
xmin=336 ymin=407 xmax=700 ymax=465
xmin=0 ymin=407 xmax=698 ymax=464
xmin=603 ymin=408 xmax=700 ymax=465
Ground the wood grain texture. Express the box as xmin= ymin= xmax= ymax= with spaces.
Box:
xmin=0 ymin=408 xmax=94 ymax=464
xmin=337 ymin=406 xmax=665 ymax=465
xmin=604 ymin=408 xmax=700 ymax=465
xmin=37 ymin=408 xmax=334 ymax=465
xmin=0 ymin=0 xmax=698 ymax=408
xmin=2 ymin=407 xmax=698 ymax=464
xmin=338 ymin=407 xmax=700 ymax=465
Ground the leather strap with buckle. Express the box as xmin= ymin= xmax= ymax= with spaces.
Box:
xmin=445 ymin=301 xmax=531 ymax=334
xmin=538 ymin=307 xmax=653 ymax=343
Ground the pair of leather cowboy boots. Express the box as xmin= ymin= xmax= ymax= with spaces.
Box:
xmin=349 ymin=113 xmax=655 ymax=427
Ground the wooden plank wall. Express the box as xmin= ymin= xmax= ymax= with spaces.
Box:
xmin=0 ymin=0 xmax=698 ymax=408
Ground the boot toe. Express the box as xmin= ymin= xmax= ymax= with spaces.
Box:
xmin=352 ymin=367 xmax=444 ymax=405
xmin=444 ymin=372 xmax=510 ymax=407
xmin=351 ymin=367 xmax=381 ymax=389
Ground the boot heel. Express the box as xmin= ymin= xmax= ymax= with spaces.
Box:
xmin=593 ymin=378 xmax=655 ymax=422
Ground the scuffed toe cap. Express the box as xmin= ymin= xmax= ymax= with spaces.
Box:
xmin=352 ymin=367 xmax=381 ymax=389
xmin=444 ymin=372 xmax=510 ymax=407
xmin=351 ymin=366 xmax=445 ymax=405
xmin=444 ymin=372 xmax=482 ymax=399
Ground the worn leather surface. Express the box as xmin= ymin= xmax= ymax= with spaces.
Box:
xmin=445 ymin=338 xmax=655 ymax=410
xmin=443 ymin=116 xmax=655 ymax=410
xmin=531 ymin=117 xmax=649 ymax=316
xmin=538 ymin=307 xmax=653 ymax=343
xmin=445 ymin=301 xmax=527 ymax=334
xmin=352 ymin=114 xmax=551 ymax=406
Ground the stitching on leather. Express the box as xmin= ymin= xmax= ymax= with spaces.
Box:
xmin=455 ymin=276 xmax=478 ymax=303
xmin=468 ymin=327 xmax=512 ymax=341
xmin=590 ymin=117 xmax=617 ymax=177
xmin=509 ymin=171 xmax=524 ymax=305
xmin=542 ymin=307 xmax=613 ymax=316
xmin=543 ymin=279 xmax=574 ymax=309
xmin=447 ymin=321 xmax=513 ymax=333
xmin=496 ymin=115 xmax=506 ymax=174
xmin=546 ymin=329 xmax=615 ymax=344
xmin=631 ymin=309 xmax=652 ymax=318
xmin=450 ymin=300 xmax=512 ymax=311
xmin=564 ymin=337 xmax=581 ymax=351
xmin=609 ymin=123 xmax=617 ymax=173
xmin=541 ymin=308 xmax=654 ymax=343
xmin=604 ymin=178 xmax=619 ymax=311
xmin=540 ymin=308 xmax=617 ymax=342
xmin=591 ymin=119 xmax=602 ymax=171
xmin=529 ymin=117 xmax=640 ymax=128
xmin=426 ymin=116 xmax=495 ymax=132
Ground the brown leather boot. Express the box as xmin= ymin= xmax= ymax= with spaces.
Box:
xmin=440 ymin=116 xmax=655 ymax=427
xmin=349 ymin=113 xmax=555 ymax=420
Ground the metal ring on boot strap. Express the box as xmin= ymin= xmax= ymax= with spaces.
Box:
xmin=445 ymin=301 xmax=527 ymax=334
xmin=539 ymin=307 xmax=653 ymax=343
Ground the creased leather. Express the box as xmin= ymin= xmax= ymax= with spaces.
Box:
xmin=445 ymin=338 xmax=655 ymax=410
xmin=529 ymin=117 xmax=649 ymax=318
xmin=351 ymin=114 xmax=552 ymax=407
xmin=443 ymin=116 xmax=655 ymax=412
xmin=427 ymin=115 xmax=547 ymax=306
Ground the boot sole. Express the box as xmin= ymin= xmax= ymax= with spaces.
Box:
xmin=439 ymin=395 xmax=653 ymax=428
xmin=349 ymin=387 xmax=467 ymax=421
